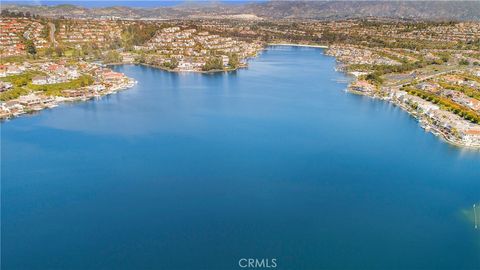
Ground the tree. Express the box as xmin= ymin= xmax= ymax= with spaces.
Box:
xmin=170 ymin=57 xmax=179 ymax=69
xmin=203 ymin=56 xmax=223 ymax=71
xmin=438 ymin=52 xmax=450 ymax=63
xmin=81 ymin=42 xmax=100 ymax=58
xmin=55 ymin=46 xmax=64 ymax=57
xmin=108 ymin=37 xmax=123 ymax=50
xmin=365 ymin=73 xmax=384 ymax=85
xmin=0 ymin=10 xmax=10 ymax=17
xmin=44 ymin=46 xmax=54 ymax=57
xmin=121 ymin=30 xmax=134 ymax=51
xmin=25 ymin=40 xmax=36 ymax=56
xmin=120 ymin=24 xmax=158 ymax=50
xmin=103 ymin=51 xmax=123 ymax=64
xmin=135 ymin=52 xmax=146 ymax=64
xmin=163 ymin=57 xmax=178 ymax=69
xmin=41 ymin=25 xmax=49 ymax=39
xmin=228 ymin=53 xmax=240 ymax=68
xmin=194 ymin=42 xmax=204 ymax=52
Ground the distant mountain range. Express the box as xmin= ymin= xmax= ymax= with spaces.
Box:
xmin=2 ymin=1 xmax=479 ymax=21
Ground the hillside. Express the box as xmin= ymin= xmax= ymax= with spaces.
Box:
xmin=1 ymin=1 xmax=479 ymax=21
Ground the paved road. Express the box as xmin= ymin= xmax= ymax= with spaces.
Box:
xmin=386 ymin=65 xmax=469 ymax=88
xmin=48 ymin=22 xmax=56 ymax=46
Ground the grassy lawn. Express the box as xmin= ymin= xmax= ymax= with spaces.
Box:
xmin=28 ymin=75 xmax=94 ymax=96
xmin=0 ymin=73 xmax=93 ymax=100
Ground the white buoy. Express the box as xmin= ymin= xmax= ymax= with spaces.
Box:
xmin=474 ymin=204 xmax=478 ymax=229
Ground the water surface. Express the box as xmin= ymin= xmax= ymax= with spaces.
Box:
xmin=2 ymin=46 xmax=480 ymax=269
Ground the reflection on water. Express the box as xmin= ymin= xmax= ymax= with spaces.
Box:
xmin=462 ymin=203 xmax=480 ymax=230
xmin=460 ymin=202 xmax=480 ymax=251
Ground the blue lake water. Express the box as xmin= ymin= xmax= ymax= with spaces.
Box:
xmin=2 ymin=46 xmax=480 ymax=269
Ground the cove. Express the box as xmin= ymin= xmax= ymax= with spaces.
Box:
xmin=2 ymin=46 xmax=480 ymax=270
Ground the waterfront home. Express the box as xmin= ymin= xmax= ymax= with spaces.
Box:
xmin=102 ymin=71 xmax=125 ymax=83
xmin=0 ymin=102 xmax=11 ymax=118
xmin=4 ymin=100 xmax=24 ymax=114
xmin=221 ymin=55 xmax=229 ymax=66
xmin=462 ymin=129 xmax=480 ymax=146
xmin=40 ymin=95 xmax=55 ymax=105
xmin=18 ymin=94 xmax=41 ymax=106
xmin=121 ymin=53 xmax=135 ymax=63
xmin=62 ymin=89 xmax=84 ymax=98
xmin=178 ymin=61 xmax=192 ymax=70
xmin=350 ymin=80 xmax=375 ymax=93
xmin=417 ymin=102 xmax=440 ymax=114
xmin=87 ymin=84 xmax=106 ymax=92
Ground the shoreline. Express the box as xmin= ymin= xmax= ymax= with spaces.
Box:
xmin=268 ymin=43 xmax=329 ymax=49
xmin=0 ymin=78 xmax=136 ymax=121
xmin=109 ymin=58 xmax=255 ymax=74
xmin=131 ymin=62 xmax=248 ymax=74
xmin=325 ymin=52 xmax=480 ymax=150
xmin=345 ymin=84 xmax=480 ymax=150
xmin=3 ymin=45 xmax=479 ymax=150
xmin=346 ymin=87 xmax=480 ymax=150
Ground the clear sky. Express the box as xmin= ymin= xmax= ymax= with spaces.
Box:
xmin=1 ymin=0 xmax=265 ymax=8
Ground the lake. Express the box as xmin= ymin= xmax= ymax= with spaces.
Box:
xmin=2 ymin=46 xmax=480 ymax=269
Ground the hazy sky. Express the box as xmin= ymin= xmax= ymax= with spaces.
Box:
xmin=1 ymin=0 xmax=266 ymax=8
